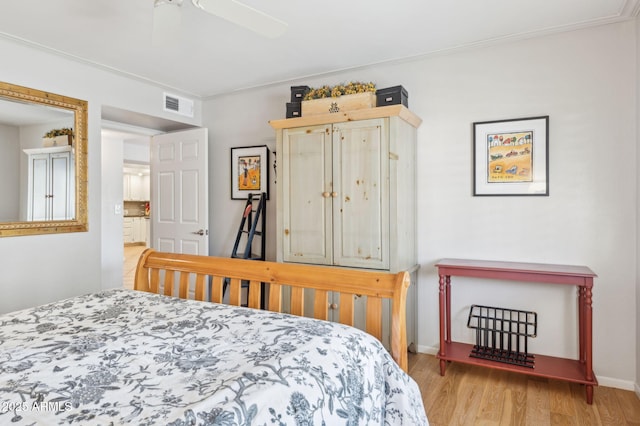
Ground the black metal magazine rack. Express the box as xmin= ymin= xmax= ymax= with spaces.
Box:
xmin=467 ymin=304 xmax=537 ymax=368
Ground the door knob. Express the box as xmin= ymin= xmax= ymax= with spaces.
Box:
xmin=192 ymin=229 xmax=207 ymax=236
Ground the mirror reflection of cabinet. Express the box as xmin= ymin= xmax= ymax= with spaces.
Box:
xmin=24 ymin=146 xmax=75 ymax=221
xmin=0 ymin=81 xmax=87 ymax=237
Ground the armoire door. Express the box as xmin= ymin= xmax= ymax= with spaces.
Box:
xmin=26 ymin=148 xmax=73 ymax=221
xmin=29 ymin=153 xmax=50 ymax=221
xmin=332 ymin=118 xmax=389 ymax=270
xmin=49 ymin=151 xmax=73 ymax=220
xmin=281 ymin=124 xmax=333 ymax=265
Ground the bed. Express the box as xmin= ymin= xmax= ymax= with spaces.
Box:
xmin=0 ymin=249 xmax=428 ymax=425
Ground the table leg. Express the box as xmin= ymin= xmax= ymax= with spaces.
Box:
xmin=578 ymin=286 xmax=585 ymax=363
xmin=445 ymin=275 xmax=451 ymax=343
xmin=584 ymin=282 xmax=594 ymax=404
xmin=438 ymin=274 xmax=446 ymax=375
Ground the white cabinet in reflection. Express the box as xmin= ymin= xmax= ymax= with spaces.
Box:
xmin=24 ymin=146 xmax=74 ymax=221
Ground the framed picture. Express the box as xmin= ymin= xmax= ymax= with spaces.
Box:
xmin=231 ymin=145 xmax=269 ymax=200
xmin=473 ymin=116 xmax=549 ymax=196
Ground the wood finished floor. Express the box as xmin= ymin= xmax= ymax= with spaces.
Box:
xmin=123 ymin=247 xmax=640 ymax=425
xmin=123 ymin=244 xmax=146 ymax=290
xmin=409 ymin=353 xmax=640 ymax=425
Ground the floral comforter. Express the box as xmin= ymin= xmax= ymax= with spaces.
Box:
xmin=0 ymin=289 xmax=428 ymax=425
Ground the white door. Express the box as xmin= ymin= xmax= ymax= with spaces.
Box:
xmin=151 ymin=128 xmax=209 ymax=256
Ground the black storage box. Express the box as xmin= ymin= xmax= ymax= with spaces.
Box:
xmin=376 ymin=85 xmax=408 ymax=108
xmin=286 ymin=102 xmax=302 ymax=118
xmin=290 ymin=85 xmax=310 ymax=102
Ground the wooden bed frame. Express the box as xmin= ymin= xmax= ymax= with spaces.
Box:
xmin=134 ymin=249 xmax=411 ymax=372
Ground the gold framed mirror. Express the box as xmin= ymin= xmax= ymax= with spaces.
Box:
xmin=0 ymin=82 xmax=87 ymax=237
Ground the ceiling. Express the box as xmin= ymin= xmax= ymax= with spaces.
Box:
xmin=0 ymin=1 xmax=638 ymax=99
xmin=0 ymin=97 xmax=73 ymax=126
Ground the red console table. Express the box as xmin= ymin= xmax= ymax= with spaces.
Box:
xmin=435 ymin=258 xmax=597 ymax=404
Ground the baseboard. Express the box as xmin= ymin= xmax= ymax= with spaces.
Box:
xmin=415 ymin=344 xmax=636 ymax=392
xmin=416 ymin=344 xmax=438 ymax=356
xmin=597 ymin=376 xmax=635 ymax=391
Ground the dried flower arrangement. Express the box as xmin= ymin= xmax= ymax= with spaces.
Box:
xmin=43 ymin=127 xmax=73 ymax=138
xmin=303 ymin=82 xmax=376 ymax=100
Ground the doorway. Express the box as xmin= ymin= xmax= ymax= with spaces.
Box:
xmin=123 ymin=245 xmax=146 ymax=289
xmin=101 ymin=123 xmax=155 ymax=289
xmin=100 ymin=108 xmax=203 ymax=291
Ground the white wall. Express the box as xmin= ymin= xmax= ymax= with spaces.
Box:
xmin=420 ymin=22 xmax=636 ymax=391
xmin=0 ymin=123 xmax=19 ymax=221
xmin=123 ymin=139 xmax=151 ymax=164
xmin=636 ymin=13 xmax=640 ymax=395
xmin=101 ymin=133 xmax=125 ymax=291
xmin=203 ymin=92 xmax=280 ymax=260
xmin=203 ymin=21 xmax=637 ymax=388
xmin=0 ymin=38 xmax=201 ymax=313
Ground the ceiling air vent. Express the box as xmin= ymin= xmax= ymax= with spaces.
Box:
xmin=163 ymin=92 xmax=194 ymax=118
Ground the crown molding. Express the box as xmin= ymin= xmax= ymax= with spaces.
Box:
xmin=620 ymin=0 xmax=640 ymax=17
xmin=0 ymin=31 xmax=203 ymax=100
xmin=2 ymin=3 xmax=638 ymax=101
xmin=202 ymin=9 xmax=640 ymax=100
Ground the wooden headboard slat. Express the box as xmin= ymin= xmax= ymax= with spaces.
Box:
xmin=313 ymin=290 xmax=329 ymax=320
xmin=211 ymin=276 xmax=224 ymax=303
xmin=339 ymin=293 xmax=355 ymax=326
xmin=268 ymin=283 xmax=282 ymax=312
xmin=134 ymin=249 xmax=410 ymax=371
xmin=290 ymin=287 xmax=304 ymax=316
xmin=178 ymin=272 xmax=189 ymax=299
xmin=248 ymin=280 xmax=262 ymax=310
xmin=163 ymin=270 xmax=174 ymax=297
xmin=229 ymin=278 xmax=242 ymax=306
xmin=366 ymin=296 xmax=383 ymax=341
xmin=195 ymin=274 xmax=206 ymax=301
xmin=149 ymin=268 xmax=159 ymax=294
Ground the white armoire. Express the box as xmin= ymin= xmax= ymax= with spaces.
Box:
xmin=24 ymin=146 xmax=75 ymax=221
xmin=270 ymin=105 xmax=422 ymax=348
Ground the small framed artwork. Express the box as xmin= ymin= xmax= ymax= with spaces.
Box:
xmin=231 ymin=145 xmax=269 ymax=200
xmin=473 ymin=116 xmax=549 ymax=196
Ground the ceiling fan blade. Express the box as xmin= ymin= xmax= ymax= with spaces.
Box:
xmin=153 ymin=0 xmax=183 ymax=46
xmin=191 ymin=0 xmax=287 ymax=38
